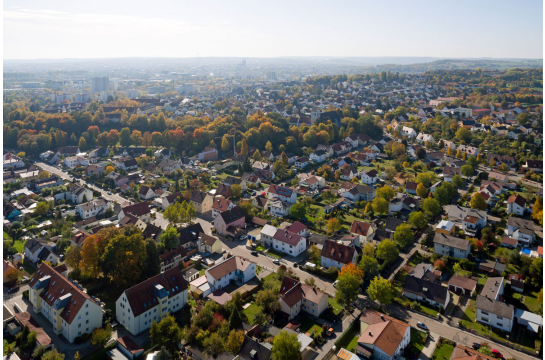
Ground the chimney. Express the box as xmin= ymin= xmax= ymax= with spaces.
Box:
xmin=369 ymin=331 xmax=372 ymax=336
xmin=381 ymin=314 xmax=384 ymax=320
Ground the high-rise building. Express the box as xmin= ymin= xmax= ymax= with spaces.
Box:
xmin=90 ymin=76 xmax=109 ymax=94
xmin=125 ymin=89 xmax=139 ymax=98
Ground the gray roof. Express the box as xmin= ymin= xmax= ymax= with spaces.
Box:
xmin=78 ymin=199 xmax=108 ymax=211
xmin=433 ymin=233 xmax=470 ymax=250
xmin=403 ymin=276 xmax=449 ymax=305
xmin=480 ymin=260 xmax=507 ymax=273
xmin=507 ymin=216 xmax=534 ymax=232
xmin=476 ymin=295 xmax=514 ymax=319
xmin=448 ymin=206 xmax=486 ymax=222
xmin=481 ymin=277 xmax=503 ymax=300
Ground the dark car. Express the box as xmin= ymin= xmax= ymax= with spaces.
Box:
xmin=7 ymin=286 xmax=19 ymax=294
xmin=293 ymin=264 xmax=297 ymax=268
xmin=251 ymin=251 xmax=258 ymax=256
xmin=472 ymin=343 xmax=481 ymax=350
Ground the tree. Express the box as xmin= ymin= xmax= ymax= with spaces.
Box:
xmin=376 ymin=239 xmax=399 ymax=266
xmin=364 ymin=202 xmax=373 ymax=217
xmin=327 ymin=218 xmax=341 ymax=234
xmin=240 ymin=139 xmax=248 ymax=156
xmin=35 ymin=201 xmax=49 ymax=216
xmin=358 ymin=255 xmax=380 ymax=282
xmin=38 ymin=171 xmax=51 ymax=179
xmin=42 ymin=349 xmax=65 ymax=360
xmin=335 ymin=272 xmax=361 ymax=307
xmin=470 ymin=193 xmax=487 ymax=211
xmin=221 ymin=137 xmax=231 ymax=152
xmin=229 ymin=308 xmax=242 ymax=329
xmin=416 ymin=183 xmax=428 ymax=198
xmin=272 ymin=331 xmax=302 ymax=360
xmin=304 ymin=277 xmax=316 ymax=286
xmin=532 ymin=197 xmax=543 ymax=226
xmin=273 ymin=160 xmax=287 ymax=179
xmin=308 ymin=245 xmax=321 ymax=264
xmin=80 ymin=237 xmax=99 ymax=277
xmin=434 ymin=259 xmax=446 ymax=271
xmin=253 ymin=149 xmax=262 ymax=161
xmin=131 ymin=130 xmax=143 ymax=146
xmin=32 ymin=345 xmax=47 ymax=360
xmin=65 ymin=245 xmax=82 ymax=270
xmin=281 ymin=151 xmax=289 ymax=166
xmin=452 ymin=174 xmax=464 ymax=189
xmin=339 ymin=263 xmax=364 ymax=280
xmin=120 ymin=127 xmax=132 ymax=147
xmin=290 ymin=203 xmax=306 ymax=220
xmin=461 ymin=165 xmax=474 ymax=177
xmin=156 ymin=347 xmax=172 ymax=360
xmin=90 ymin=326 xmax=113 ymax=348
xmin=231 ymin=184 xmax=242 ymax=198
xmin=203 ymin=332 xmax=225 ymax=357
xmin=408 ymin=211 xmax=427 ymax=230
xmin=150 ymin=315 xmax=182 ymax=353
xmin=376 ymin=185 xmax=395 ymax=201
xmin=101 ymin=233 xmax=146 ymax=288
xmin=367 ymin=276 xmax=395 ymax=308
xmin=265 ymin=141 xmax=273 ymax=152
xmin=143 ymin=239 xmax=161 ymax=278
xmin=255 ymin=288 xmax=280 ymax=315
xmin=160 ymin=226 xmax=179 ymax=250
xmin=78 ymin=136 xmax=87 ymax=151
xmin=394 ymin=223 xmax=414 ymax=249
xmin=105 ymin=165 xmax=115 ymax=174
xmin=225 ymin=329 xmax=245 ymax=354
xmin=372 ymin=197 xmax=388 ymax=215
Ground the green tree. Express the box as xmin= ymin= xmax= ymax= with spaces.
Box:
xmin=90 ymin=326 xmax=113 ymax=348
xmin=42 ymin=349 xmax=65 ymax=360
xmin=376 ymin=185 xmax=395 ymax=201
xmin=358 ymin=255 xmax=380 ymax=282
xmin=203 ymin=332 xmax=225 ymax=357
xmin=308 ymin=245 xmax=321 ymax=264
xmin=265 ymin=141 xmax=273 ymax=152
xmin=367 ymin=276 xmax=395 ymax=308
xmin=408 ymin=211 xmax=427 ymax=230
xmin=272 ymin=331 xmax=302 ymax=360
xmin=416 ymin=182 xmax=428 ymax=198
xmin=101 ymin=233 xmax=146 ymax=288
xmin=229 ymin=308 xmax=242 ymax=330
xmin=150 ymin=315 xmax=183 ymax=354
xmin=335 ymin=272 xmax=361 ymax=307
xmin=78 ymin=136 xmax=87 ymax=151
xmin=327 ymin=218 xmax=341 ymax=234
xmin=221 ymin=137 xmax=231 ymax=152
xmin=253 ymin=149 xmax=262 ymax=161
xmin=461 ymin=165 xmax=474 ymax=177
xmin=160 ymin=226 xmax=179 ymax=250
xmin=143 ymin=239 xmax=161 ymax=278
xmin=241 ymin=139 xmax=248 ymax=156
xmin=255 ymin=288 xmax=280 ymax=315
xmin=452 ymin=174 xmax=464 ymax=189
xmin=394 ymin=223 xmax=414 ymax=249
xmin=156 ymin=347 xmax=172 ymax=360
xmin=225 ymin=329 xmax=245 ymax=354
xmin=252 ymin=311 xmax=269 ymax=326
xmin=372 ymin=197 xmax=388 ymax=214
xmin=32 ymin=345 xmax=47 ymax=360
xmin=231 ymin=184 xmax=242 ymax=198
xmin=290 ymin=203 xmax=307 ymax=220
xmin=470 ymin=193 xmax=487 ymax=211
xmin=376 ymin=239 xmax=399 ymax=266
xmin=273 ymin=160 xmax=287 ymax=179
xmin=280 ymin=151 xmax=289 ymax=166
xmin=35 ymin=201 xmax=49 ymax=216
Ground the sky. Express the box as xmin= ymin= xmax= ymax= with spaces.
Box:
xmin=3 ymin=0 xmax=544 ymax=60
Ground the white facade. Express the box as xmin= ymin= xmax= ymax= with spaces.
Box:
xmin=321 ymin=252 xmax=357 ymax=270
xmin=507 ymin=202 xmax=526 ymax=216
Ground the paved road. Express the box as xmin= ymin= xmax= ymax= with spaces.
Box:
xmin=35 ymin=161 xmax=129 ymax=204
xmin=386 ymin=303 xmax=539 ymax=360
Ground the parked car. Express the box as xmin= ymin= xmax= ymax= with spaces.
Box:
xmin=472 ymin=343 xmax=481 ymax=350
xmin=251 ymin=251 xmax=258 ymax=256
xmin=7 ymin=286 xmax=19 ymax=293
xmin=273 ymin=259 xmax=280 ymax=265
xmin=333 ymin=280 xmax=339 ymax=288
xmin=492 ymin=350 xmax=502 ymax=358
xmin=416 ymin=322 xmax=428 ymax=331
xmin=107 ymin=191 xmax=112 ymax=195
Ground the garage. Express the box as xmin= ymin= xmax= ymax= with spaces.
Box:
xmin=448 ymin=274 xmax=478 ymax=297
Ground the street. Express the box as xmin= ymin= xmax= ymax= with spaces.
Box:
xmin=35 ymin=161 xmax=130 ymax=205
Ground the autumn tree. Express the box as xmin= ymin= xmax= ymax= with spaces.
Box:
xmin=90 ymin=326 xmax=113 ymax=348
xmin=80 ymin=237 xmax=99 ymax=278
xmin=38 ymin=171 xmax=51 ymax=179
xmin=470 ymin=193 xmax=487 ymax=211
xmin=416 ymin=182 xmax=428 ymax=198
xmin=253 ymin=149 xmax=262 ymax=161
xmin=101 ymin=233 xmax=146 ymax=288
xmin=281 ymin=151 xmax=289 ymax=166
xmin=231 ymin=184 xmax=242 ymax=198
xmin=150 ymin=315 xmax=183 ymax=354
xmin=372 ymin=197 xmax=388 ymax=215
xmin=131 ymin=130 xmax=143 ymax=146
xmin=240 ymin=139 xmax=248 ymax=156
xmin=78 ymin=136 xmax=87 ymax=150
xmin=221 ymin=137 xmax=231 ymax=152
xmin=272 ymin=331 xmax=301 ymax=360
xmin=376 ymin=185 xmax=395 ymax=201
xmin=65 ymin=245 xmax=82 ymax=270
xmin=335 ymin=270 xmax=361 ymax=307
xmin=532 ymin=197 xmax=543 ymax=226
xmin=327 ymin=218 xmax=341 ymax=234
xmin=307 ymin=245 xmax=321 ymax=264
xmin=265 ymin=141 xmax=273 ymax=152
xmin=120 ymin=127 xmax=132 ymax=147
xmin=225 ymin=329 xmax=245 ymax=354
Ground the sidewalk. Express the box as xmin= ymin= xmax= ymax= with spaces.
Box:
xmin=419 ymin=332 xmax=439 ymax=360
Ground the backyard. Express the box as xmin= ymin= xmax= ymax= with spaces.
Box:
xmin=335 ymin=325 xmax=359 ymax=353
xmin=243 ymin=303 xmax=261 ymax=324
xmin=432 ymin=339 xmax=455 ymax=360
xmin=299 ymin=317 xmax=323 ymax=337
xmin=406 ymin=328 xmax=427 ymax=358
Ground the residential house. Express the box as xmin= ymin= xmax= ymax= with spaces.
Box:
xmin=356 ymin=310 xmax=411 ymax=360
xmin=211 ymin=197 xmax=235 ymax=219
xmin=342 ymin=184 xmax=375 ymax=202
xmin=506 ymin=194 xmax=527 ymax=216
xmin=447 ymin=275 xmax=477 ymax=296
xmin=350 ymin=220 xmax=375 ymax=246
xmin=118 ymin=202 xmax=151 ymax=224
xmin=506 ymin=216 xmax=535 ymax=247
xmin=403 ymin=275 xmax=450 ymax=309
xmin=260 ymin=225 xmax=278 ymax=248
xmin=401 ymin=126 xmax=417 ymax=138
xmin=442 ymin=166 xmax=461 ymax=183
xmin=310 ymin=150 xmax=327 ymax=163
xmin=405 ymin=181 xmax=417 ymax=195
xmin=241 ymin=173 xmax=261 ymax=187
xmin=475 ymin=278 xmax=514 ymax=332
xmin=157 ymin=159 xmax=180 ymax=172
xmin=279 ymin=277 xmax=329 ymax=320
xmin=361 ymin=169 xmax=378 ymax=185
xmin=190 ymin=190 xmax=213 ymax=214
xmin=267 ymin=184 xmax=297 ymax=203
xmin=138 ymin=186 xmax=156 ymax=200
xmin=298 ymin=173 xmax=325 ymax=190
xmin=320 ymin=240 xmax=357 ymax=270
xmin=76 ymin=199 xmax=111 ymax=220
xmin=523 ymin=159 xmax=543 ymax=173
xmin=340 ymin=165 xmax=359 ymax=181
xmin=415 ymin=133 xmax=434 ymax=144
xmin=85 ymin=165 xmax=105 ymax=177
xmin=198 ymin=233 xmax=222 ymax=254
xmin=212 ymin=206 xmax=246 ymax=236
xmin=295 ymin=157 xmax=310 ymax=169
xmin=205 ymin=256 xmax=256 ymax=292
xmin=161 ymin=192 xmax=184 ymax=210
xmin=28 ymin=263 xmax=103 ymax=343
xmin=115 ymin=267 xmax=188 ymax=335
xmin=266 ymin=198 xmax=293 ymax=217
xmin=24 ymin=239 xmax=56 ymax=264
xmin=435 ymin=220 xmax=456 ymax=236
xmin=272 ymin=228 xmax=307 ymax=256
xmin=433 ymin=233 xmax=471 ymax=259
xmin=479 ymin=260 xmax=507 ymax=276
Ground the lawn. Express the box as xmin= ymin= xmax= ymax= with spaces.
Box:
xmin=299 ymin=317 xmax=323 ymax=337
xmin=406 ymin=328 xmax=427 ymax=358
xmin=12 ymin=240 xmax=25 ymax=253
xmin=265 ymin=249 xmax=283 ymax=259
xmin=328 ymin=298 xmax=344 ymax=315
xmin=255 ymin=245 xmax=267 ymax=252
xmin=432 ymin=341 xmax=454 ymax=360
xmin=263 ymin=273 xmax=282 ymax=291
xmin=336 ymin=325 xmax=359 ymax=353
xmin=407 ymin=251 xmax=426 ymax=267
xmin=243 ymin=304 xmax=261 ymax=324
xmin=459 ymin=300 xmax=509 ymax=342
xmin=4 ymin=231 xmax=12 ymax=241
xmin=523 ymin=291 xmax=541 ymax=313
xmin=416 ymin=302 xmax=439 ymax=317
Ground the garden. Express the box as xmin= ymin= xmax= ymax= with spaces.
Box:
xmin=431 ymin=338 xmax=455 ymax=360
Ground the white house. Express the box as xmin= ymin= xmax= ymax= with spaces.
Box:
xmin=118 ymin=202 xmax=151 ymax=224
xmin=476 ymin=294 xmax=514 ymax=333
xmin=401 ymin=126 xmax=417 ymax=138
xmin=115 ymin=267 xmax=188 ymax=335
xmin=506 ymin=194 xmax=527 ymax=216
xmin=295 ymin=157 xmax=310 ymax=169
xmin=298 ymin=174 xmax=325 ymax=190
xmin=64 ymin=156 xmax=89 ymax=169
xmin=433 ymin=233 xmax=471 ymax=259
xmin=357 ymin=310 xmax=411 ymax=360
xmin=361 ymin=169 xmax=379 ymax=185
xmin=279 ymin=277 xmax=329 ymax=320
xmin=266 ymin=198 xmax=292 ymax=217
xmin=28 ymin=263 xmax=103 ymax=343
xmin=272 ymin=228 xmax=307 ymax=257
xmin=260 ymin=225 xmax=278 ymax=248
xmin=267 ymin=184 xmax=297 ymax=203
xmin=320 ymin=240 xmax=357 ymax=270
xmin=76 ymin=199 xmax=111 ymax=220
xmin=415 ymin=133 xmax=434 ymax=144
xmin=506 ymin=217 xmax=535 ymax=247
xmin=205 ymin=256 xmax=257 ymax=292
xmin=63 ymin=184 xmax=93 ymax=204
xmin=310 ymin=150 xmax=327 ymax=163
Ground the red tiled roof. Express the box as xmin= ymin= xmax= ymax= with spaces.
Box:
xmin=350 ymin=220 xmax=372 ymax=236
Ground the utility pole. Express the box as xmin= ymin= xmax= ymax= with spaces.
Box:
xmin=233 ymin=133 xmax=236 ymax=158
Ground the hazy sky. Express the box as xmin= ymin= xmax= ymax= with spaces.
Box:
xmin=4 ymin=0 xmax=543 ymax=60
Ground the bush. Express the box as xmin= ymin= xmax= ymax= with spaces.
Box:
xmin=22 ymin=290 xmax=29 ymax=300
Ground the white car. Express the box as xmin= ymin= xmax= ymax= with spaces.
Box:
xmin=333 ymin=280 xmax=339 ymax=288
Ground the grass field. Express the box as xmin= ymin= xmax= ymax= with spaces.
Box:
xmin=243 ymin=304 xmax=261 ymax=324
xmin=299 ymin=317 xmax=323 ymax=337
xmin=335 ymin=326 xmax=359 ymax=353
xmin=406 ymin=328 xmax=427 ymax=357
xmin=523 ymin=290 xmax=541 ymax=313
xmin=12 ymin=240 xmax=25 ymax=253
xmin=432 ymin=341 xmax=454 ymax=360
xmin=328 ymin=298 xmax=344 ymax=315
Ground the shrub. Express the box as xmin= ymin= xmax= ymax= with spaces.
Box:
xmin=22 ymin=290 xmax=29 ymax=300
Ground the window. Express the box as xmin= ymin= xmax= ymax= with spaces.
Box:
xmin=78 ymin=324 xmax=81 ymax=328
xmin=78 ymin=331 xmax=82 ymax=336
xmin=86 ymin=320 xmax=89 ymax=324
xmin=86 ymin=312 xmax=89 ymax=316
xmin=497 ymin=316 xmax=503 ymax=320
xmin=496 ymin=323 xmax=502 ymax=327
xmin=481 ymin=311 xmax=489 ymax=316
